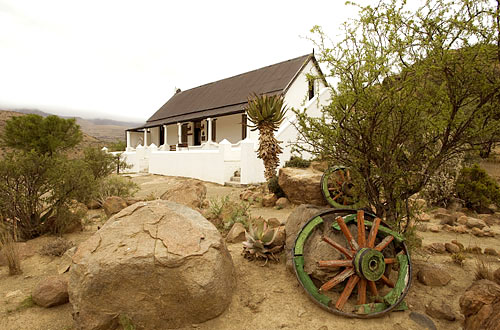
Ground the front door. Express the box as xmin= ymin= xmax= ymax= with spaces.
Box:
xmin=159 ymin=126 xmax=165 ymax=146
xmin=193 ymin=121 xmax=201 ymax=146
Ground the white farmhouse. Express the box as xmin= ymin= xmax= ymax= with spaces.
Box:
xmin=122 ymin=53 xmax=330 ymax=185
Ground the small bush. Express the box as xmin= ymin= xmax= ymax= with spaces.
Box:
xmin=40 ymin=237 xmax=74 ymax=257
xmin=421 ymin=153 xmax=464 ymax=206
xmin=267 ymin=176 xmax=285 ymax=198
xmin=108 ymin=140 xmax=127 ymax=152
xmin=451 ymin=252 xmax=466 ymax=267
xmin=284 ymin=156 xmax=311 ymax=168
xmin=456 ymin=164 xmax=500 ymax=212
xmin=96 ymin=175 xmax=139 ymax=205
xmin=206 ymin=196 xmax=251 ymax=232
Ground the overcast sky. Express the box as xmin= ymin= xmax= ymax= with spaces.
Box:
xmin=0 ymin=0 xmax=369 ymax=122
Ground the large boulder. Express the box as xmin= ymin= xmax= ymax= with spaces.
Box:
xmin=32 ymin=275 xmax=69 ymax=308
xmin=417 ymin=264 xmax=452 ymax=286
xmin=160 ymin=179 xmax=206 ymax=209
xmin=459 ymin=280 xmax=500 ymax=330
xmin=284 ymin=204 xmax=330 ymax=272
xmin=102 ymin=196 xmax=127 ymax=217
xmin=69 ymin=200 xmax=235 ymax=330
xmin=278 ymin=168 xmax=327 ymax=206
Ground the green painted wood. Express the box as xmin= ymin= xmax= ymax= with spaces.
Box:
xmin=294 ymin=256 xmax=331 ymax=306
xmin=294 ymin=216 xmax=324 ymax=255
xmin=355 ymin=300 xmax=408 ymax=314
xmin=383 ymin=254 xmax=409 ymax=306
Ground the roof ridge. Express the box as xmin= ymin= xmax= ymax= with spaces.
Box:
xmin=176 ymin=53 xmax=312 ymax=95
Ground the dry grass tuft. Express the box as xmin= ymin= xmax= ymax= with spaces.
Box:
xmin=0 ymin=225 xmax=22 ymax=275
xmin=474 ymin=257 xmax=495 ymax=281
xmin=39 ymin=237 xmax=74 ymax=257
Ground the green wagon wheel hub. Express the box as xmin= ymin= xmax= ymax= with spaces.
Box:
xmin=292 ymin=209 xmax=412 ymax=318
xmin=354 ymin=248 xmax=385 ymax=281
xmin=321 ymin=166 xmax=362 ymax=209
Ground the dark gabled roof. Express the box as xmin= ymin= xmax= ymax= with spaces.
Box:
xmin=140 ymin=54 xmax=320 ymax=128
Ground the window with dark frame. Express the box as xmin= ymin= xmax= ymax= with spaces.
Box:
xmin=308 ymin=79 xmax=315 ymax=100
xmin=242 ymin=114 xmax=247 ymax=140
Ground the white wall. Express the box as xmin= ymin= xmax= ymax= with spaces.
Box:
xmin=215 ymin=113 xmax=243 ymax=143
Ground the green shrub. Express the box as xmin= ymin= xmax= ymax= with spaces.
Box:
xmin=267 ymin=175 xmax=285 ymax=198
xmin=206 ymin=196 xmax=251 ymax=232
xmin=284 ymin=156 xmax=311 ymax=168
xmin=107 ymin=140 xmax=127 ymax=152
xmin=96 ymin=175 xmax=139 ymax=205
xmin=456 ymin=164 xmax=500 ymax=212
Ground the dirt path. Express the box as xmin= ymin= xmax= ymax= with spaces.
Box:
xmin=1 ymin=174 xmax=500 ymax=330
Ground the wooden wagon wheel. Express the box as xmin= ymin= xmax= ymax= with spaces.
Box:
xmin=321 ymin=166 xmax=362 ymax=209
xmin=293 ymin=209 xmax=412 ymax=318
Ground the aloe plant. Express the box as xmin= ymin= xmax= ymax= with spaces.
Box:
xmin=242 ymin=219 xmax=283 ymax=262
xmin=246 ymin=93 xmax=288 ymax=181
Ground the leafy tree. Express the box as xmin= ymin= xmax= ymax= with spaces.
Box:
xmin=246 ymin=93 xmax=288 ymax=181
xmin=1 ymin=114 xmax=82 ymax=155
xmin=295 ymin=0 xmax=500 ymax=230
xmin=0 ymin=151 xmax=93 ymax=239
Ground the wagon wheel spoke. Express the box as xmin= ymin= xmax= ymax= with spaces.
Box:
xmin=335 ymin=275 xmax=360 ymax=310
xmin=319 ymin=267 xmax=355 ymax=292
xmin=375 ymin=235 xmax=394 ymax=251
xmin=346 ymin=169 xmax=351 ymax=180
xmin=384 ymin=258 xmax=395 ymax=264
xmin=332 ymin=191 xmax=343 ymax=201
xmin=367 ymin=217 xmax=381 ymax=248
xmin=381 ymin=275 xmax=395 ymax=288
xmin=357 ymin=278 xmax=367 ymax=305
xmin=318 ymin=260 xmax=353 ymax=268
xmin=368 ymin=280 xmax=378 ymax=297
xmin=339 ymin=169 xmax=346 ymax=182
xmin=357 ymin=210 xmax=366 ymax=247
xmin=322 ymin=236 xmax=353 ymax=259
xmin=336 ymin=216 xmax=359 ymax=251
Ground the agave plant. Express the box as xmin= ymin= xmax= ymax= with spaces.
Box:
xmin=242 ymin=219 xmax=283 ymax=263
xmin=246 ymin=93 xmax=288 ymax=181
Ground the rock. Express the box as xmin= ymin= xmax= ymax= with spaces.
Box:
xmin=472 ymin=227 xmax=485 ymax=237
xmin=58 ymin=247 xmax=77 ymax=274
xmin=445 ymin=242 xmax=460 ymax=254
xmin=413 ymin=198 xmax=427 ymax=210
xmin=452 ymin=225 xmax=469 ymax=234
xmin=428 ymin=225 xmax=441 ymax=233
xmin=5 ymin=290 xmax=25 ymax=305
xmin=267 ymin=218 xmax=281 ymax=228
xmin=102 ymin=196 xmax=127 ymax=217
xmin=32 ymin=275 xmax=69 ymax=308
xmin=431 ymin=208 xmax=449 ymax=215
xmin=427 ymin=243 xmax=446 ymax=253
xmin=240 ymin=190 xmax=254 ymax=201
xmin=435 ymin=213 xmax=457 ymax=225
xmin=262 ymin=194 xmax=278 ymax=207
xmin=273 ymin=226 xmax=286 ymax=247
xmin=425 ymin=300 xmax=456 ymax=321
xmin=310 ymin=161 xmax=328 ymax=172
xmin=160 ymin=179 xmax=207 ymax=209
xmin=418 ymin=213 xmax=431 ymax=222
xmin=284 ymin=204 xmax=330 ymax=272
xmin=466 ymin=218 xmax=487 ymax=230
xmin=69 ymin=200 xmax=235 ymax=330
xmin=482 ymin=227 xmax=495 ymax=237
xmin=457 ymin=215 xmax=469 ymax=225
xmin=494 ymin=268 xmax=500 ymax=285
xmin=86 ymin=200 xmax=100 ymax=210
xmin=226 ymin=223 xmax=246 ymax=243
xmin=278 ymin=168 xmax=327 ymax=206
xmin=484 ymin=248 xmax=499 ymax=256
xmin=442 ymin=224 xmax=454 ymax=232
xmin=451 ymin=240 xmax=464 ymax=250
xmin=275 ymin=197 xmax=291 ymax=209
xmin=459 ymin=280 xmax=500 ymax=330
xmin=489 ymin=204 xmax=499 ymax=213
xmin=409 ymin=312 xmax=437 ymax=330
xmin=125 ymin=197 xmax=140 ymax=206
xmin=417 ymin=264 xmax=452 ymax=286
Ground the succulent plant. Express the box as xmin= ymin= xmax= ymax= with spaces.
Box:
xmin=242 ymin=219 xmax=283 ymax=263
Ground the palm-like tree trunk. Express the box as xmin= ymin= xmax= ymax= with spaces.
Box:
xmin=257 ymin=123 xmax=283 ymax=181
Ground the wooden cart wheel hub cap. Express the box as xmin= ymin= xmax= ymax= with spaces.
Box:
xmin=354 ymin=248 xmax=385 ymax=281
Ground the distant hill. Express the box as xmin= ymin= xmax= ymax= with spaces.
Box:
xmin=0 ymin=110 xmax=103 ymax=157
xmin=13 ymin=109 xmax=143 ymax=143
